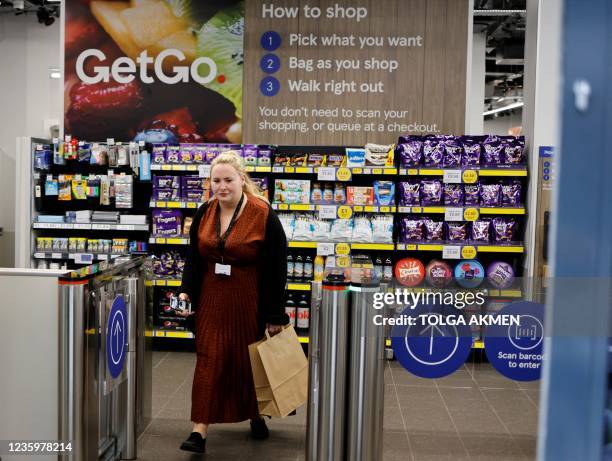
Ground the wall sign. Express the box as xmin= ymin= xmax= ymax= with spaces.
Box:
xmin=106 ymin=295 xmax=127 ymax=379
xmin=244 ymin=0 xmax=469 ymax=144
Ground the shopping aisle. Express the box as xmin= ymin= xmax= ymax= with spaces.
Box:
xmin=138 ymin=352 xmax=539 ymax=461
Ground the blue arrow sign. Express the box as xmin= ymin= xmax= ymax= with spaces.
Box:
xmin=107 ymin=295 xmax=127 ymax=379
xmin=484 ymin=301 xmax=544 ymax=381
xmin=391 ymin=304 xmax=473 ymax=379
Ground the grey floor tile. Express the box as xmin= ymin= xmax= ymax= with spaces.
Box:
xmin=397 ymin=387 xmax=456 ymax=433
xmin=435 ymin=370 xmax=475 ymax=389
xmin=513 ymin=435 xmax=538 ymax=458
xmin=438 ymin=387 xmax=508 ymax=436
xmin=523 ymin=390 xmax=539 ymax=407
xmin=384 ymin=405 xmax=407 ymax=431
xmin=157 ymin=405 xmax=192 ymax=421
xmin=462 ymin=434 xmax=531 ymax=461
xmin=384 ymin=430 xmax=413 ymax=461
xmin=152 ymin=351 xmax=168 ymax=368
xmin=481 ymin=389 xmax=539 ymax=437
xmin=385 ymin=384 xmax=399 ymax=407
xmin=409 ymin=433 xmax=469 ymax=461
xmin=390 ymin=361 xmax=436 ymax=387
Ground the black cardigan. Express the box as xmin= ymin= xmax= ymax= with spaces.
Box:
xmin=179 ymin=198 xmax=289 ymax=329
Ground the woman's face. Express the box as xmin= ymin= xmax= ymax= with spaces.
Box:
xmin=211 ymin=163 xmax=244 ymax=206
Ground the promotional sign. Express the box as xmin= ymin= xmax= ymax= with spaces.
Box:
xmin=243 ymin=0 xmax=469 ymax=144
xmin=484 ymin=301 xmax=544 ymax=381
xmin=106 ymin=295 xmax=127 ymax=379
xmin=391 ymin=304 xmax=473 ymax=379
xmin=64 ymin=0 xmax=244 ymax=143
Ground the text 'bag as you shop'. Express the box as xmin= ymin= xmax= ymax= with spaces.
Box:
xmin=249 ymin=325 xmax=308 ymax=417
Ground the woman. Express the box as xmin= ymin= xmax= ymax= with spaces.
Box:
xmin=177 ymin=151 xmax=288 ymax=454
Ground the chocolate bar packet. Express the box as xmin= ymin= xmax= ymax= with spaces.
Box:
xmin=401 ymin=218 xmax=424 ymax=241
xmin=444 ymin=184 xmax=464 ymax=206
xmin=492 ymin=217 xmax=518 ymax=242
xmin=396 ymin=137 xmax=423 ymax=167
xmin=471 ymin=218 xmax=491 ymax=242
xmin=447 ymin=222 xmax=469 ymax=242
xmin=482 ymin=135 xmax=503 ymax=165
xmin=464 ymin=184 xmax=480 ymax=206
xmin=399 ymin=181 xmax=421 ymax=206
xmin=461 ymin=136 xmax=482 ymax=165
xmin=503 ymin=136 xmax=525 ymax=164
xmin=443 ymin=138 xmax=463 ymax=167
xmin=424 ymin=219 xmax=445 ymax=241
xmin=501 ymin=180 xmax=522 ymax=206
xmin=480 ymin=183 xmax=501 ymax=207
xmin=421 ymin=179 xmax=443 ymax=205
xmin=423 ymin=137 xmax=444 ymax=167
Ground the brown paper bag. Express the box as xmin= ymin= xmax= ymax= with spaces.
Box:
xmin=249 ymin=325 xmax=308 ymax=417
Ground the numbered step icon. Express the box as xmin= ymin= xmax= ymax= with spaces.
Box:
xmin=261 ymin=31 xmax=281 ymax=51
xmin=260 ymin=53 xmax=281 ymax=74
xmin=260 ymin=76 xmax=281 ymax=97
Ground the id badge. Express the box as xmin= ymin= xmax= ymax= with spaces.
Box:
xmin=215 ymin=263 xmax=231 ymax=276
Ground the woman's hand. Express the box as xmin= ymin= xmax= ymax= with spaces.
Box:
xmin=266 ymin=323 xmax=283 ymax=335
xmin=176 ymin=293 xmax=192 ymax=317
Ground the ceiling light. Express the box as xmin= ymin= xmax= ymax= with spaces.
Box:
xmin=483 ymin=101 xmax=524 ymax=116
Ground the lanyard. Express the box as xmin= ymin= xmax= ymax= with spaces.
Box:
xmin=215 ymin=193 xmax=244 ymax=262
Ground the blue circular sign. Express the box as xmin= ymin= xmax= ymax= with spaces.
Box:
xmin=107 ymin=295 xmax=127 ymax=379
xmin=260 ymin=53 xmax=281 ymax=74
xmin=260 ymin=76 xmax=281 ymax=96
xmin=391 ymin=304 xmax=473 ymax=379
xmin=484 ymin=301 xmax=544 ymax=381
xmin=260 ymin=31 xmax=281 ymax=51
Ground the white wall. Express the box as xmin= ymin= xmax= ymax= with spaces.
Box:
xmin=483 ymin=109 xmax=523 ymax=135
xmin=466 ymin=31 xmax=486 ymax=134
xmin=0 ymin=15 xmax=61 ymax=267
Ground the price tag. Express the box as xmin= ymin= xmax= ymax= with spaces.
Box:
xmin=442 ymin=245 xmax=461 ymax=259
xmin=444 ymin=207 xmax=463 ymax=221
xmin=317 ymin=242 xmax=335 ymax=256
xmin=336 ymin=167 xmax=352 ymax=181
xmin=75 ymin=253 xmax=94 ymax=264
xmin=317 ymin=167 xmax=336 ymax=181
xmin=65 ymin=135 xmax=72 ymax=142
xmin=95 ymin=224 xmax=112 ymax=230
xmin=461 ymin=246 xmax=477 ymax=259
xmin=372 ymin=168 xmax=383 ymax=175
xmin=74 ymin=224 xmax=91 ymax=230
xmin=278 ymin=203 xmax=289 ymax=210
xmin=463 ymin=208 xmax=480 ymax=221
xmin=51 ymin=253 xmax=62 ymax=259
xmin=273 ymin=166 xmax=284 ymax=173
xmin=319 ymin=205 xmax=337 ymax=220
xmin=198 ymin=165 xmax=211 ymax=178
xmin=98 ymin=254 xmax=108 ymax=260
xmin=116 ymin=225 xmax=135 ymax=231
xmin=443 ymin=169 xmax=462 ymax=183
xmin=335 ymin=243 xmax=351 ymax=255
xmin=462 ymin=170 xmax=479 ymax=184
xmin=106 ymin=138 xmax=115 ymax=145
xmin=52 ymin=137 xmax=59 ymax=144
xmin=139 ymin=140 xmax=145 ymax=147
xmin=337 ymin=206 xmax=353 ymax=219
xmin=35 ymin=144 xmax=43 ymax=151
xmin=336 ymin=255 xmax=350 ymax=268
xmin=35 ymin=185 xmax=41 ymax=198
xmin=380 ymin=206 xmax=390 ymax=213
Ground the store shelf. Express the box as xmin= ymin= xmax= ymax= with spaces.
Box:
xmin=272 ymin=203 xmax=396 ymax=213
xmin=151 ymin=164 xmax=200 ymax=172
xmin=287 ymin=283 xmax=312 ymax=291
xmin=145 ymin=279 xmax=182 ymax=287
xmin=397 ymin=206 xmax=525 ymax=215
xmin=150 ymin=201 xmax=202 ymax=209
xmin=486 ymin=289 xmax=523 ymax=298
xmin=246 ymin=166 xmax=273 ymax=173
xmin=288 ymin=241 xmax=394 ymax=251
xmin=149 ymin=237 xmax=189 ymax=245
xmin=272 ymin=166 xmax=397 ymax=175
xmin=396 ymin=243 xmax=524 ymax=253
xmin=33 ymin=222 xmax=149 ymax=231
xmin=33 ymin=252 xmax=124 ymax=261
xmin=398 ymin=167 xmax=528 ymax=178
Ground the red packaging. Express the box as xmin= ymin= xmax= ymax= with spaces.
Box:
xmin=394 ymin=258 xmax=425 ymax=287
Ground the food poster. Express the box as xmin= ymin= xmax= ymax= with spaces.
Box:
xmin=65 ymin=0 xmax=244 ymax=143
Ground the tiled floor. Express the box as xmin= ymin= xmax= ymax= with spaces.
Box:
xmin=137 ymin=351 xmax=539 ymax=460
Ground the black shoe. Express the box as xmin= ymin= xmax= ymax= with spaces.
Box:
xmin=250 ymin=417 xmax=269 ymax=440
xmin=180 ymin=432 xmax=206 ymax=453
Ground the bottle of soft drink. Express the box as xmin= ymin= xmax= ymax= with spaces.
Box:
xmin=294 ymin=254 xmax=304 ymax=282
xmin=304 ymin=255 xmax=314 ymax=281
xmin=285 ymin=294 xmax=296 ymax=327
xmin=297 ymin=294 xmax=310 ymax=335
xmin=383 ymin=256 xmax=393 ymax=283
xmin=287 ymin=253 xmax=294 ymax=282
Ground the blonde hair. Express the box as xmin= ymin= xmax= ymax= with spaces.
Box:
xmin=211 ymin=150 xmax=268 ymax=201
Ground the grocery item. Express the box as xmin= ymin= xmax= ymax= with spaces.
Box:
xmin=394 ymin=258 xmax=425 ymax=287
xmin=399 ymin=181 xmax=420 ymax=206
xmin=425 ymin=260 xmax=453 ymax=288
xmin=471 ymin=219 xmax=492 ymax=243
xmin=365 ymin=143 xmax=393 ymax=166
xmin=374 ymin=181 xmax=395 ymax=206
xmin=486 ymin=261 xmax=515 ymax=288
xmin=492 ymin=217 xmax=518 ymax=242
xmin=454 ymin=260 xmax=485 ymax=288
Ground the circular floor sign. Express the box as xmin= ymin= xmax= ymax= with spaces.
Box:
xmin=484 ymin=301 xmax=544 ymax=381
xmin=107 ymin=295 xmax=127 ymax=379
xmin=391 ymin=304 xmax=473 ymax=379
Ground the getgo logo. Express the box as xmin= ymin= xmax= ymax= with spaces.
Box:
xmin=75 ymin=48 xmax=217 ymax=85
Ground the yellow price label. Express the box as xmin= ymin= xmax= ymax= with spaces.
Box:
xmin=336 ymin=255 xmax=350 ymax=267
xmin=336 ymin=167 xmax=352 ymax=181
xmin=335 ymin=243 xmax=351 ymax=255
xmin=337 ymin=206 xmax=353 ymax=219
xmin=461 ymin=246 xmax=477 ymax=259
xmin=463 ymin=207 xmax=480 ymax=221
xmin=279 ymin=204 xmax=289 ymax=210
xmin=462 ymin=170 xmax=478 ymax=183
xmin=372 ymin=168 xmax=383 ymax=175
